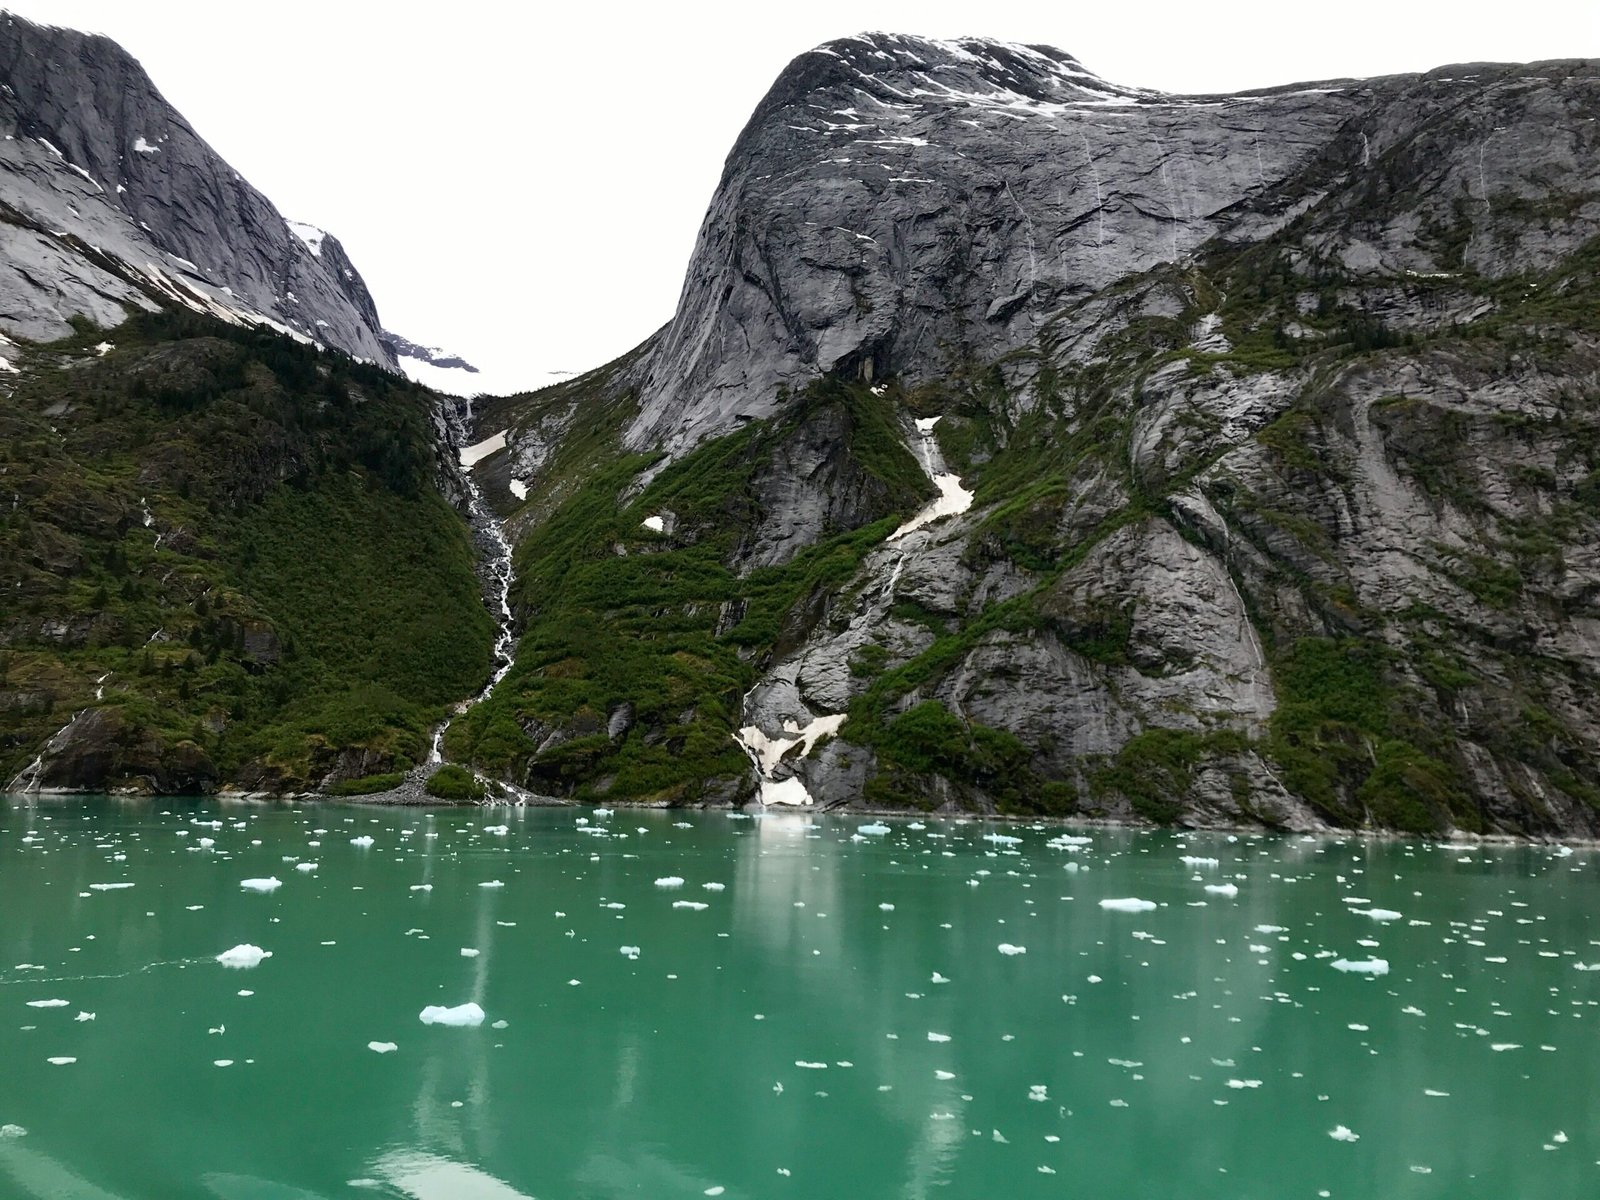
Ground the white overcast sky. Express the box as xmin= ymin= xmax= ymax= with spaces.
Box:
xmin=9 ymin=0 xmax=1600 ymax=392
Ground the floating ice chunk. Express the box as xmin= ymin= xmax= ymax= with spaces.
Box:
xmin=796 ymin=1061 xmax=827 ymax=1069
xmin=460 ymin=948 xmax=480 ymax=958
xmin=88 ymin=882 xmax=134 ymax=891
xmin=654 ymin=877 xmax=685 ymax=888
xmin=1331 ymin=958 xmax=1390 ymax=976
xmin=213 ymin=1060 xmax=234 ymax=1068
xmin=368 ymin=1041 xmax=397 ymax=1054
xmin=931 ymin=972 xmax=949 ymax=984
xmin=1028 ymin=1084 xmax=1048 ymax=1101
xmin=927 ymin=1032 xmax=951 ymax=1043
xmin=1254 ymin=925 xmax=1287 ymax=934
xmin=239 ymin=878 xmax=282 ymax=893
xmin=46 ymin=1058 xmax=76 ymax=1066
xmin=673 ymin=901 xmax=709 ymax=911
xmin=479 ymin=881 xmax=504 ymax=889
xmin=984 ymin=833 xmax=1023 ymax=846
xmin=1180 ymin=856 xmax=1220 ymax=868
xmin=1329 ymin=1125 xmax=1360 ymax=1142
xmin=1490 ymin=1043 xmax=1522 ymax=1052
xmin=705 ymin=1189 xmax=725 ymax=1197
xmin=620 ymin=946 xmax=641 ymax=959
xmin=0 ymin=1125 xmax=24 ymax=1139
xmin=483 ymin=826 xmax=509 ymax=836
xmin=935 ymin=1069 xmax=955 ymax=1080
xmin=857 ymin=823 xmax=891 ymax=836
xmin=216 ymin=945 xmax=272 ymax=969
xmin=75 ymin=1012 xmax=95 ymax=1022
xmin=295 ymin=862 xmax=318 ymax=873
xmin=1358 ymin=908 xmax=1402 ymax=921
xmin=1100 ymin=898 xmax=1157 ymax=913
xmin=26 ymin=999 xmax=68 ymax=1008
xmin=419 ymin=1003 xmax=485 ymax=1027
xmin=703 ymin=883 xmax=726 ymax=892
xmin=998 ymin=944 xmax=1027 ymax=956
xmin=1203 ymin=883 xmax=1239 ymax=898
xmin=879 ymin=903 xmax=896 ymax=911
xmin=350 ymin=836 xmax=375 ymax=847
xmin=1227 ymin=1080 xmax=1262 ymax=1089
xmin=410 ymin=884 xmax=433 ymax=892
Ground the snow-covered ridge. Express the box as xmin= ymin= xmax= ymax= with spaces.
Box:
xmin=801 ymin=30 xmax=1156 ymax=109
xmin=286 ymin=220 xmax=325 ymax=257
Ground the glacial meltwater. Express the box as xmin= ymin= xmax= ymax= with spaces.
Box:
xmin=1 ymin=800 xmax=1596 ymax=1198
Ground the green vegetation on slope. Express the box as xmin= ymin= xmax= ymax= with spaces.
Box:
xmin=445 ymin=377 xmax=930 ymax=802
xmin=0 ymin=309 xmax=493 ymax=791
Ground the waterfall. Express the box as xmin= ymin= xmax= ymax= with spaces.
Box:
xmin=891 ymin=416 xmax=973 ymax=540
xmin=428 ymin=399 xmax=519 ymax=768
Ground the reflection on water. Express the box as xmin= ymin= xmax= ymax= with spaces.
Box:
xmin=1 ymin=799 xmax=1596 ymax=1198
xmin=371 ymin=1150 xmax=535 ymax=1200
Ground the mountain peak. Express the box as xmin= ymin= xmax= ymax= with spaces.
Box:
xmin=0 ymin=12 xmax=397 ymax=366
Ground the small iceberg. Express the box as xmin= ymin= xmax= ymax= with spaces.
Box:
xmin=239 ymin=878 xmax=282 ymax=893
xmin=216 ymin=945 xmax=272 ymax=969
xmin=1100 ymin=897 xmax=1157 ymax=913
xmin=419 ymin=1002 xmax=485 ymax=1027
xmin=1331 ymin=957 xmax=1390 ymax=976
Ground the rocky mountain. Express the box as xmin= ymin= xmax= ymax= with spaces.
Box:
xmin=450 ymin=34 xmax=1600 ymax=838
xmin=0 ymin=12 xmax=395 ymax=364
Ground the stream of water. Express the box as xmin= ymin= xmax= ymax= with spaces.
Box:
xmin=428 ymin=405 xmax=518 ymax=767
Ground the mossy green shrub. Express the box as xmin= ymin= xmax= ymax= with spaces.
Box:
xmin=425 ymin=764 xmax=485 ymax=802
xmin=1093 ymin=728 xmax=1248 ymax=824
xmin=326 ymin=772 xmax=405 ymax=797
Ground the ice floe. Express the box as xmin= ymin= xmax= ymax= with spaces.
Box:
xmin=1331 ymin=957 xmax=1390 ymax=976
xmin=1100 ymin=898 xmax=1158 ymax=913
xmin=216 ymin=945 xmax=271 ymax=969
xmin=419 ymin=1003 xmax=485 ymax=1027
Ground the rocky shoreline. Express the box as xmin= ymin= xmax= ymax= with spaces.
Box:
xmin=7 ymin=782 xmax=1597 ymax=847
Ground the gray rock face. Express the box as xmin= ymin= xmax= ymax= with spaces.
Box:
xmin=623 ymin=33 xmax=1367 ymax=452
xmin=0 ymin=13 xmax=395 ymax=363
xmin=619 ymin=36 xmax=1600 ymax=460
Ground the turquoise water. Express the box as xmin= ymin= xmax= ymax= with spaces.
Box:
xmin=1 ymin=798 xmax=1596 ymax=1198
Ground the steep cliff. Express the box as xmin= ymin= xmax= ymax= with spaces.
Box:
xmin=0 ymin=12 xmax=396 ymax=364
xmin=462 ymin=35 xmax=1600 ymax=837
